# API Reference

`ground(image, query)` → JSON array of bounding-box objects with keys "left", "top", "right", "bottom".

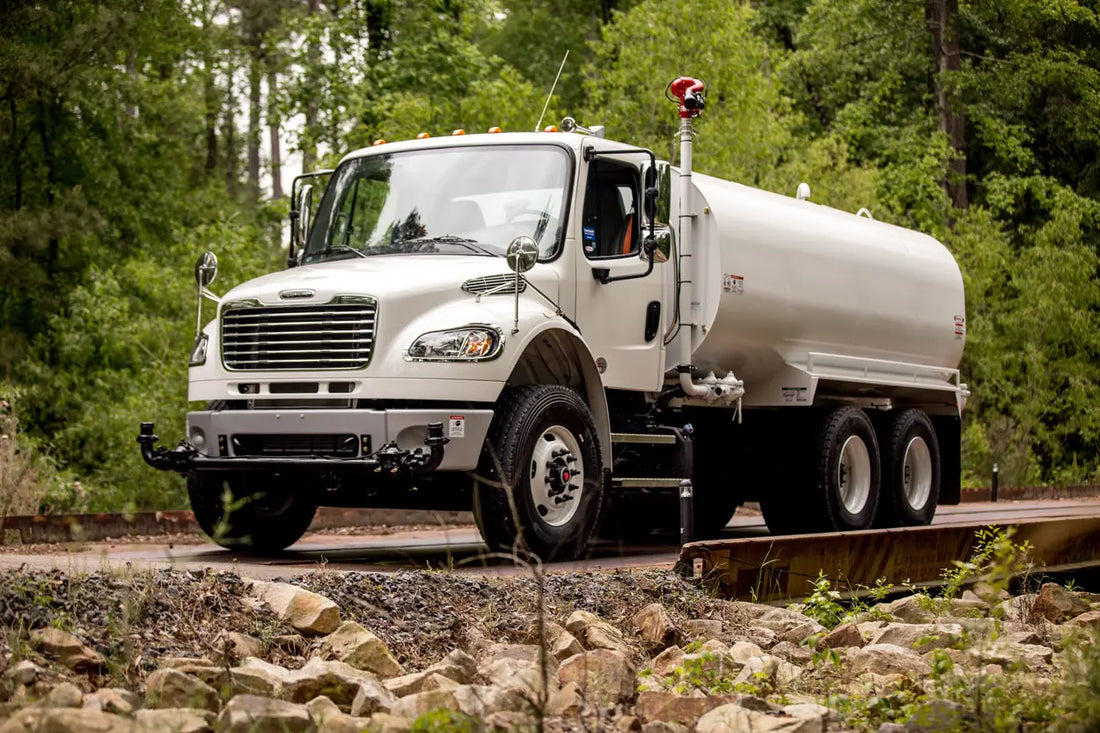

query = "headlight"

[
  {"left": 406, "top": 327, "right": 503, "bottom": 362},
  {"left": 189, "top": 333, "right": 209, "bottom": 366}
]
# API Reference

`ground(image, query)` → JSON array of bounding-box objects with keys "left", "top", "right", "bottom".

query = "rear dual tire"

[
  {"left": 761, "top": 405, "right": 940, "bottom": 534},
  {"left": 876, "top": 408, "right": 940, "bottom": 526},
  {"left": 762, "top": 406, "right": 880, "bottom": 534}
]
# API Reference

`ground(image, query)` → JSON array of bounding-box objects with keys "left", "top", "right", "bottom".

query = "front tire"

[
  {"left": 188, "top": 471, "right": 316, "bottom": 553},
  {"left": 474, "top": 385, "right": 603, "bottom": 561}
]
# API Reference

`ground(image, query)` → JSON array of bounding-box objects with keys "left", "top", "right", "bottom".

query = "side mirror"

[
  {"left": 195, "top": 251, "right": 218, "bottom": 289},
  {"left": 644, "top": 167, "right": 658, "bottom": 223},
  {"left": 506, "top": 236, "right": 539, "bottom": 274},
  {"left": 296, "top": 184, "right": 313, "bottom": 249},
  {"left": 288, "top": 184, "right": 314, "bottom": 268}
]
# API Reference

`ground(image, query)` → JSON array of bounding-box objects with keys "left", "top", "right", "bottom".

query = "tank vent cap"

[{"left": 795, "top": 182, "right": 811, "bottom": 201}]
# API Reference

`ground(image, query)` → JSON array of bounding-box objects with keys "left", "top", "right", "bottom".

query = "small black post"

[
  {"left": 679, "top": 479, "right": 694, "bottom": 546},
  {"left": 991, "top": 463, "right": 999, "bottom": 502}
]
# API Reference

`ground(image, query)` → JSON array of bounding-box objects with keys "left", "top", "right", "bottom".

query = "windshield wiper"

[
  {"left": 400, "top": 235, "right": 498, "bottom": 256},
  {"left": 316, "top": 243, "right": 368, "bottom": 259}
]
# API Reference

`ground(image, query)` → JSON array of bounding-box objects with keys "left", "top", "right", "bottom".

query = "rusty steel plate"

[{"left": 678, "top": 516, "right": 1100, "bottom": 602}]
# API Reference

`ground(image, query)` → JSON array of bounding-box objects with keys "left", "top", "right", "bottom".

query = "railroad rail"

[
  {"left": 678, "top": 514, "right": 1100, "bottom": 603},
  {"left": 0, "top": 507, "right": 473, "bottom": 545},
  {"left": 2, "top": 484, "right": 1098, "bottom": 545}
]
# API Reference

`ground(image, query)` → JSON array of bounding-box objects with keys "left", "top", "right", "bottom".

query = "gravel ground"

[{"left": 0, "top": 566, "right": 739, "bottom": 679}]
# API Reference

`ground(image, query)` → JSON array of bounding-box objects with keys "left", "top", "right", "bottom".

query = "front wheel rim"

[
  {"left": 837, "top": 435, "right": 872, "bottom": 515},
  {"left": 902, "top": 436, "right": 933, "bottom": 510},
  {"left": 529, "top": 424, "right": 584, "bottom": 527}
]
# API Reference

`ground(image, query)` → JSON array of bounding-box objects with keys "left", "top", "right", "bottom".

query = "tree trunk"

[
  {"left": 224, "top": 56, "right": 237, "bottom": 197},
  {"left": 927, "top": 0, "right": 967, "bottom": 210},
  {"left": 302, "top": 0, "right": 319, "bottom": 172},
  {"left": 267, "top": 68, "right": 283, "bottom": 200},
  {"left": 8, "top": 96, "right": 23, "bottom": 211},
  {"left": 35, "top": 99, "right": 59, "bottom": 272},
  {"left": 247, "top": 51, "right": 262, "bottom": 203}
]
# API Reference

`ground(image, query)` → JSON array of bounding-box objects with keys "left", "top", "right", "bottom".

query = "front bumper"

[{"left": 138, "top": 407, "right": 493, "bottom": 475}]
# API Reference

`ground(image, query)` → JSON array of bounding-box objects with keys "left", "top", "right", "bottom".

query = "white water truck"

[{"left": 139, "top": 77, "right": 968, "bottom": 559}]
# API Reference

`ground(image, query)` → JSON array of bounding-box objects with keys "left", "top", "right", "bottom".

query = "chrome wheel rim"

[
  {"left": 902, "top": 436, "right": 933, "bottom": 510},
  {"left": 529, "top": 425, "right": 584, "bottom": 527},
  {"left": 837, "top": 436, "right": 872, "bottom": 515}
]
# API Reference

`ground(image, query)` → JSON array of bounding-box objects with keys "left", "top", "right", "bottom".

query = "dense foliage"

[{"left": 1, "top": 0, "right": 1098, "bottom": 511}]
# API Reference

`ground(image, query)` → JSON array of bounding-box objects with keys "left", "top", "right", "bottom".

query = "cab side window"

[{"left": 582, "top": 160, "right": 640, "bottom": 259}]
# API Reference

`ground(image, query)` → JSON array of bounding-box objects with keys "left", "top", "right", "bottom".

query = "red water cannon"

[{"left": 667, "top": 77, "right": 706, "bottom": 119}]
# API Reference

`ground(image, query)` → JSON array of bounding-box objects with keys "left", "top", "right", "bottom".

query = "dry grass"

[{"left": 0, "top": 393, "right": 46, "bottom": 517}]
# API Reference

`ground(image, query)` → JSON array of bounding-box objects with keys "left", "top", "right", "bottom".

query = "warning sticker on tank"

[
  {"left": 954, "top": 314, "right": 966, "bottom": 336},
  {"left": 448, "top": 416, "right": 466, "bottom": 439},
  {"left": 723, "top": 274, "right": 744, "bottom": 295},
  {"left": 781, "top": 387, "right": 809, "bottom": 403}
]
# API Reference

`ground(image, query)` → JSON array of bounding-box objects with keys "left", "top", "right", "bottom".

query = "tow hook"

[{"left": 137, "top": 422, "right": 198, "bottom": 474}]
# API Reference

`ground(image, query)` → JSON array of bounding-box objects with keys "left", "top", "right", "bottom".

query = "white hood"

[{"left": 221, "top": 255, "right": 558, "bottom": 305}]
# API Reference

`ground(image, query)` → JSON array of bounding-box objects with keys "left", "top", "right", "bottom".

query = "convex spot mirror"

[
  {"left": 195, "top": 251, "right": 218, "bottom": 288},
  {"left": 506, "top": 236, "right": 539, "bottom": 274}
]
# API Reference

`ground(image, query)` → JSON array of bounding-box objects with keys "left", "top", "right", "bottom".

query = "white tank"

[{"left": 684, "top": 172, "right": 966, "bottom": 407}]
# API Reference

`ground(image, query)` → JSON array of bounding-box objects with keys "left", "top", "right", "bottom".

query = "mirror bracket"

[{"left": 289, "top": 169, "right": 334, "bottom": 267}]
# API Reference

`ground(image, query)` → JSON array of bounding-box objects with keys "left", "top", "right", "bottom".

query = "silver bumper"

[{"left": 185, "top": 408, "right": 493, "bottom": 471}]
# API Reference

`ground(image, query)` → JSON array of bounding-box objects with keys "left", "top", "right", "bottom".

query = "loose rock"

[
  {"left": 557, "top": 649, "right": 635, "bottom": 706},
  {"left": 4, "top": 660, "right": 40, "bottom": 686},
  {"left": 29, "top": 627, "right": 105, "bottom": 672},
  {"left": 42, "top": 681, "right": 84, "bottom": 708},
  {"left": 681, "top": 619, "right": 723, "bottom": 641},
  {"left": 84, "top": 688, "right": 141, "bottom": 715},
  {"left": 0, "top": 708, "right": 133, "bottom": 733},
  {"left": 636, "top": 690, "right": 741, "bottom": 725},
  {"left": 1033, "top": 583, "right": 1090, "bottom": 623},
  {"left": 145, "top": 668, "right": 220, "bottom": 712},
  {"left": 566, "top": 610, "right": 632, "bottom": 654},
  {"left": 1068, "top": 610, "right": 1100, "bottom": 630},
  {"left": 249, "top": 581, "right": 341, "bottom": 636},
  {"left": 848, "top": 644, "right": 932, "bottom": 678},
  {"left": 633, "top": 603, "right": 681, "bottom": 648},
  {"left": 823, "top": 623, "right": 865, "bottom": 649},
  {"left": 216, "top": 694, "right": 313, "bottom": 733},
  {"left": 133, "top": 708, "right": 215, "bottom": 733},
  {"left": 388, "top": 684, "right": 524, "bottom": 719},
  {"left": 212, "top": 631, "right": 264, "bottom": 661},
  {"left": 870, "top": 623, "right": 963, "bottom": 653},
  {"left": 280, "top": 657, "right": 394, "bottom": 713},
  {"left": 696, "top": 703, "right": 813, "bottom": 732},
  {"left": 319, "top": 621, "right": 404, "bottom": 678}
]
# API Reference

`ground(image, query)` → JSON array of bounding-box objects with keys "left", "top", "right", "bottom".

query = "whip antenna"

[{"left": 535, "top": 49, "right": 569, "bottom": 132}]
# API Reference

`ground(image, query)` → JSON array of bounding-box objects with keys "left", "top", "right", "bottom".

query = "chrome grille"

[
  {"left": 461, "top": 274, "right": 527, "bottom": 295},
  {"left": 221, "top": 299, "right": 376, "bottom": 370}
]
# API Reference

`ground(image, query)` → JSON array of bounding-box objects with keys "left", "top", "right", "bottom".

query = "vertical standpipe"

[{"left": 669, "top": 77, "right": 711, "bottom": 400}]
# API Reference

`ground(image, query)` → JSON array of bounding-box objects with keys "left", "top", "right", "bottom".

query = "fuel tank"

[{"left": 685, "top": 172, "right": 966, "bottom": 406}]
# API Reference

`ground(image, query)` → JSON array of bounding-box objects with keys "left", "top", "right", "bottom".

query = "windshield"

[{"left": 303, "top": 145, "right": 571, "bottom": 264}]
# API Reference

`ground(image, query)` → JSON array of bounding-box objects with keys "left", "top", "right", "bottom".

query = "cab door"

[{"left": 573, "top": 155, "right": 667, "bottom": 391}]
